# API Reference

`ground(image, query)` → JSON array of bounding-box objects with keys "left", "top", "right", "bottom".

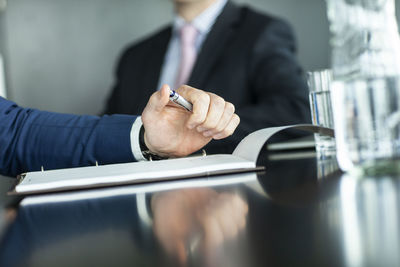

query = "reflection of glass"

[
  {"left": 326, "top": 0, "right": 400, "bottom": 175},
  {"left": 316, "top": 150, "right": 339, "bottom": 180},
  {"left": 316, "top": 174, "right": 400, "bottom": 267},
  {"left": 307, "top": 69, "right": 335, "bottom": 154},
  {"left": 339, "top": 176, "right": 400, "bottom": 267}
]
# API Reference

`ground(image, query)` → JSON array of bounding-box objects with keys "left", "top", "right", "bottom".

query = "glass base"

[
  {"left": 315, "top": 135, "right": 336, "bottom": 154},
  {"left": 350, "top": 159, "right": 400, "bottom": 177}
]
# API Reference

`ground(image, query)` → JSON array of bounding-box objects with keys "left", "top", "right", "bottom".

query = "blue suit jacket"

[{"left": 0, "top": 97, "right": 137, "bottom": 177}]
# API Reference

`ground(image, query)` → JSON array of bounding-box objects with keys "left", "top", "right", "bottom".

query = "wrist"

[{"left": 139, "top": 126, "right": 168, "bottom": 161}]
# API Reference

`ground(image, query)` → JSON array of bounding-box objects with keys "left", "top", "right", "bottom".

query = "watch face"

[{"left": 142, "top": 150, "right": 167, "bottom": 161}]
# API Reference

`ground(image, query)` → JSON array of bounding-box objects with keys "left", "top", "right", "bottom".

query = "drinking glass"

[{"left": 307, "top": 69, "right": 336, "bottom": 153}]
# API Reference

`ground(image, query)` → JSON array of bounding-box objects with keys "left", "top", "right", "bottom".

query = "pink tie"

[{"left": 175, "top": 24, "right": 198, "bottom": 89}]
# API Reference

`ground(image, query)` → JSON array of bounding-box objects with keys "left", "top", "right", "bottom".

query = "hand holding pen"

[{"left": 141, "top": 84, "right": 240, "bottom": 158}]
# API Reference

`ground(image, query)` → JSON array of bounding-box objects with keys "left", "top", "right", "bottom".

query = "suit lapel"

[
  {"left": 135, "top": 27, "right": 172, "bottom": 112},
  {"left": 146, "top": 27, "right": 172, "bottom": 92},
  {"left": 189, "top": 2, "right": 241, "bottom": 88}
]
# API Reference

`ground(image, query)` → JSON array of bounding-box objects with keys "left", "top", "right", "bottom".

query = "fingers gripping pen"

[{"left": 169, "top": 89, "right": 193, "bottom": 112}]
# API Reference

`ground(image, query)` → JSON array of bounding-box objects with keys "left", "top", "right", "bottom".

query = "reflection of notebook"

[{"left": 9, "top": 124, "right": 333, "bottom": 196}]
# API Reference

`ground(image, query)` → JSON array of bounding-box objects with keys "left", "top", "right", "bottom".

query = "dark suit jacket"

[
  {"left": 0, "top": 97, "right": 136, "bottom": 177},
  {"left": 105, "top": 1, "right": 311, "bottom": 154}
]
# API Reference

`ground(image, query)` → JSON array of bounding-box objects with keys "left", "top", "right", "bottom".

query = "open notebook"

[{"left": 9, "top": 124, "right": 333, "bottom": 195}]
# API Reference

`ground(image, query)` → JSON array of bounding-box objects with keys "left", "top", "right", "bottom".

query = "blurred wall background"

[{"left": 0, "top": 0, "right": 398, "bottom": 114}]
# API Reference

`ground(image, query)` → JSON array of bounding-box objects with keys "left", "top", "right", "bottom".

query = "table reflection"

[
  {"left": 2, "top": 150, "right": 400, "bottom": 267},
  {"left": 0, "top": 174, "right": 255, "bottom": 267}
]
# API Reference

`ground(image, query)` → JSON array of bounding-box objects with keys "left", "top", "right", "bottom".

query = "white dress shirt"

[
  {"left": 134, "top": 0, "right": 228, "bottom": 162},
  {"left": 0, "top": 54, "right": 7, "bottom": 98},
  {"left": 130, "top": 117, "right": 146, "bottom": 161},
  {"left": 156, "top": 0, "right": 228, "bottom": 90}
]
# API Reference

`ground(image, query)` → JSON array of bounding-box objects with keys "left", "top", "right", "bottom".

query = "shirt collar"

[{"left": 173, "top": 0, "right": 228, "bottom": 35}]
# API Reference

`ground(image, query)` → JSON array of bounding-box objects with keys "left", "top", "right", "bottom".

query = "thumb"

[
  {"left": 176, "top": 240, "right": 188, "bottom": 265},
  {"left": 146, "top": 84, "right": 171, "bottom": 113},
  {"left": 156, "top": 84, "right": 171, "bottom": 112}
]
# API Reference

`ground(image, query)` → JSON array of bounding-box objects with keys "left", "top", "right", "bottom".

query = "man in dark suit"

[
  {"left": 0, "top": 85, "right": 239, "bottom": 177},
  {"left": 105, "top": 0, "right": 310, "bottom": 154}
]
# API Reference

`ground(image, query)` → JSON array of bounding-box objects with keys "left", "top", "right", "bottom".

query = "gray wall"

[{"left": 0, "top": 0, "right": 397, "bottom": 115}]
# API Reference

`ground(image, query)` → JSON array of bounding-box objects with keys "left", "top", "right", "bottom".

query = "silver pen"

[{"left": 169, "top": 89, "right": 193, "bottom": 112}]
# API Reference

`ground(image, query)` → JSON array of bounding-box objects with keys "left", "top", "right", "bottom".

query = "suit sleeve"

[
  {"left": 245, "top": 18, "right": 310, "bottom": 128},
  {"left": 0, "top": 97, "right": 137, "bottom": 177},
  {"left": 208, "top": 19, "right": 311, "bottom": 154}
]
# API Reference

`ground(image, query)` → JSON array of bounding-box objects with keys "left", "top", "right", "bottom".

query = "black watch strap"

[{"left": 139, "top": 125, "right": 148, "bottom": 152}]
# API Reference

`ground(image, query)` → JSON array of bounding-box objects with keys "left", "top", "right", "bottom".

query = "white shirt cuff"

[{"left": 130, "top": 116, "right": 147, "bottom": 161}]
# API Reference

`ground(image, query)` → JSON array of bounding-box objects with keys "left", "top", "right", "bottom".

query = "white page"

[
  {"left": 16, "top": 154, "right": 255, "bottom": 193},
  {"left": 233, "top": 124, "right": 334, "bottom": 162},
  {"left": 15, "top": 124, "right": 332, "bottom": 194}
]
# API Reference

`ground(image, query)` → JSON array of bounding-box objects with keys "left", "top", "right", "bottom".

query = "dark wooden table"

[{"left": 0, "top": 149, "right": 398, "bottom": 267}]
